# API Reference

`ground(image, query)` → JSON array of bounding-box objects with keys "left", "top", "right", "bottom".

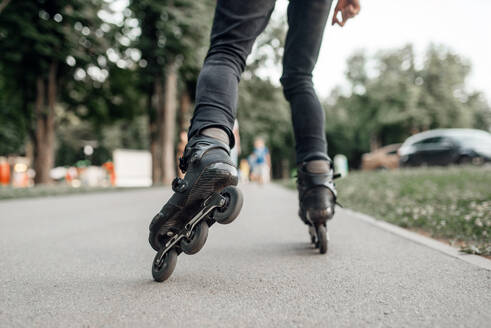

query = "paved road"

[{"left": 1, "top": 184, "right": 490, "bottom": 327}]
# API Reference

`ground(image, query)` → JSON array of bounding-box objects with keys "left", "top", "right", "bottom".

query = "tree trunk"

[
  {"left": 155, "top": 76, "right": 165, "bottom": 184},
  {"left": 33, "top": 77, "right": 46, "bottom": 183},
  {"left": 150, "top": 127, "right": 160, "bottom": 185},
  {"left": 161, "top": 61, "right": 178, "bottom": 185},
  {"left": 33, "top": 62, "right": 57, "bottom": 184},
  {"left": 178, "top": 85, "right": 192, "bottom": 133},
  {"left": 0, "top": 0, "right": 11, "bottom": 14},
  {"left": 150, "top": 82, "right": 162, "bottom": 184}
]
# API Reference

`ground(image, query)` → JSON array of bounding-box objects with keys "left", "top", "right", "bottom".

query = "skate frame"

[{"left": 154, "top": 192, "right": 227, "bottom": 266}]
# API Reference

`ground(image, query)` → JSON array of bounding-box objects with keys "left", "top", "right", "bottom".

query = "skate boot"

[
  {"left": 297, "top": 159, "right": 337, "bottom": 254},
  {"left": 149, "top": 131, "right": 243, "bottom": 282}
]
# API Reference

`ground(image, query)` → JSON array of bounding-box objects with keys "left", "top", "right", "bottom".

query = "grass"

[
  {"left": 0, "top": 185, "right": 143, "bottom": 200},
  {"left": 282, "top": 166, "right": 491, "bottom": 256}
]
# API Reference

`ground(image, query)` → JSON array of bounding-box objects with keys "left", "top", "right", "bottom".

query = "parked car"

[
  {"left": 399, "top": 129, "right": 491, "bottom": 167},
  {"left": 361, "top": 143, "right": 401, "bottom": 170}
]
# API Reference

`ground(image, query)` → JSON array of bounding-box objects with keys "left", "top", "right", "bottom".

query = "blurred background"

[{"left": 0, "top": 0, "right": 490, "bottom": 188}]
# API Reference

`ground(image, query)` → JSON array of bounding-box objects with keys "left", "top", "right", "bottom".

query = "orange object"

[
  {"left": 65, "top": 171, "right": 72, "bottom": 183},
  {"left": 361, "top": 143, "right": 401, "bottom": 171},
  {"left": 103, "top": 162, "right": 116, "bottom": 186},
  {"left": 0, "top": 161, "right": 10, "bottom": 185}
]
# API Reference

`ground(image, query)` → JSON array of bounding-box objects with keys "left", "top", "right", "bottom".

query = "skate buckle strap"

[
  {"left": 299, "top": 170, "right": 338, "bottom": 199},
  {"left": 179, "top": 136, "right": 231, "bottom": 173},
  {"left": 178, "top": 157, "right": 187, "bottom": 173},
  {"left": 332, "top": 173, "right": 343, "bottom": 207},
  {"left": 172, "top": 177, "right": 188, "bottom": 193}
]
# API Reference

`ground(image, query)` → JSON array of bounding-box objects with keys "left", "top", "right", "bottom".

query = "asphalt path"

[{"left": 1, "top": 184, "right": 490, "bottom": 327}]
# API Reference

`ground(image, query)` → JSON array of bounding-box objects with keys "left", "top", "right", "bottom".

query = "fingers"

[
  {"left": 352, "top": 0, "right": 361, "bottom": 13},
  {"left": 336, "top": 16, "right": 345, "bottom": 27},
  {"left": 344, "top": 4, "right": 360, "bottom": 17},
  {"left": 333, "top": 8, "right": 349, "bottom": 27},
  {"left": 332, "top": 2, "right": 360, "bottom": 27},
  {"left": 331, "top": 7, "right": 342, "bottom": 26}
]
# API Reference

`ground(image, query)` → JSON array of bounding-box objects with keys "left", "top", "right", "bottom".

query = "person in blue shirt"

[{"left": 250, "top": 137, "right": 271, "bottom": 184}]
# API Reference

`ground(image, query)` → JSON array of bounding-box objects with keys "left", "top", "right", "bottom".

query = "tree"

[
  {"left": 419, "top": 45, "right": 475, "bottom": 129},
  {"left": 236, "top": 15, "right": 294, "bottom": 179},
  {"left": 0, "top": 0, "right": 110, "bottom": 183},
  {"left": 128, "top": 0, "right": 213, "bottom": 184},
  {"left": 324, "top": 44, "right": 491, "bottom": 167},
  {"left": 0, "top": 62, "right": 27, "bottom": 156},
  {"left": 0, "top": 0, "right": 11, "bottom": 15}
]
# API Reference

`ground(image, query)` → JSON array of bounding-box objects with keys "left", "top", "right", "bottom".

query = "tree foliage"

[
  {"left": 126, "top": 0, "right": 214, "bottom": 184},
  {"left": 237, "top": 15, "right": 294, "bottom": 178},
  {"left": 1, "top": 1, "right": 489, "bottom": 183},
  {"left": 325, "top": 45, "right": 491, "bottom": 167},
  {"left": 0, "top": 63, "right": 26, "bottom": 155},
  {"left": 0, "top": 0, "right": 111, "bottom": 183}
]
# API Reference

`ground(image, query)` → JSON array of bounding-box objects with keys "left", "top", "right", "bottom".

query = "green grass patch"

[
  {"left": 282, "top": 166, "right": 491, "bottom": 255},
  {"left": 0, "top": 185, "right": 143, "bottom": 201}
]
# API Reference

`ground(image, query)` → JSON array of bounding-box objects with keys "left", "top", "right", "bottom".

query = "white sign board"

[
  {"left": 334, "top": 154, "right": 349, "bottom": 178},
  {"left": 113, "top": 149, "right": 152, "bottom": 187}
]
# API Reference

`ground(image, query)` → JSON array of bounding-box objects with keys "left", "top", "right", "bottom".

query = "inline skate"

[
  {"left": 149, "top": 134, "right": 243, "bottom": 282},
  {"left": 297, "top": 160, "right": 337, "bottom": 254}
]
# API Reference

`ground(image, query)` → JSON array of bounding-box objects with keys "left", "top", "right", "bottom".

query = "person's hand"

[{"left": 332, "top": 0, "right": 360, "bottom": 27}]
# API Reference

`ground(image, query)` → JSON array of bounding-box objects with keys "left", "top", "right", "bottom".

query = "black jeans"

[{"left": 189, "top": 0, "right": 334, "bottom": 163}]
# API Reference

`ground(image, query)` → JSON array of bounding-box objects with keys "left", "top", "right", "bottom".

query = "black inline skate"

[
  {"left": 297, "top": 160, "right": 337, "bottom": 254},
  {"left": 149, "top": 134, "right": 243, "bottom": 282}
]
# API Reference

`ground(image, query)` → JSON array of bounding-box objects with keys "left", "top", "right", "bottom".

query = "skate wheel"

[
  {"left": 181, "top": 221, "right": 209, "bottom": 255},
  {"left": 215, "top": 186, "right": 243, "bottom": 224},
  {"left": 317, "top": 225, "right": 328, "bottom": 254},
  {"left": 152, "top": 248, "right": 178, "bottom": 282}
]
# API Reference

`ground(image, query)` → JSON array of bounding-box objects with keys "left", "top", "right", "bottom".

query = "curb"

[{"left": 343, "top": 208, "right": 491, "bottom": 271}]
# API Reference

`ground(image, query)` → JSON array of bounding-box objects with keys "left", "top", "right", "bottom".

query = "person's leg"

[
  {"left": 281, "top": 0, "right": 336, "bottom": 254},
  {"left": 189, "top": 0, "right": 276, "bottom": 147},
  {"left": 280, "top": 0, "right": 333, "bottom": 163},
  {"left": 149, "top": 0, "right": 275, "bottom": 254}
]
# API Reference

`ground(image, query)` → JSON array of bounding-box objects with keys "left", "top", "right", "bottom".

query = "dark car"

[{"left": 399, "top": 129, "right": 491, "bottom": 167}]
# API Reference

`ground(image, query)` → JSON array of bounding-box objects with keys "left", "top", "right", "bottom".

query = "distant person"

[
  {"left": 230, "top": 120, "right": 240, "bottom": 167},
  {"left": 250, "top": 137, "right": 271, "bottom": 185},
  {"left": 149, "top": 0, "right": 361, "bottom": 281},
  {"left": 239, "top": 158, "right": 250, "bottom": 184},
  {"left": 176, "top": 131, "right": 188, "bottom": 179}
]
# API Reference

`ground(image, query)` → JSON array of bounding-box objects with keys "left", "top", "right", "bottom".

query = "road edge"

[{"left": 343, "top": 208, "right": 491, "bottom": 271}]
